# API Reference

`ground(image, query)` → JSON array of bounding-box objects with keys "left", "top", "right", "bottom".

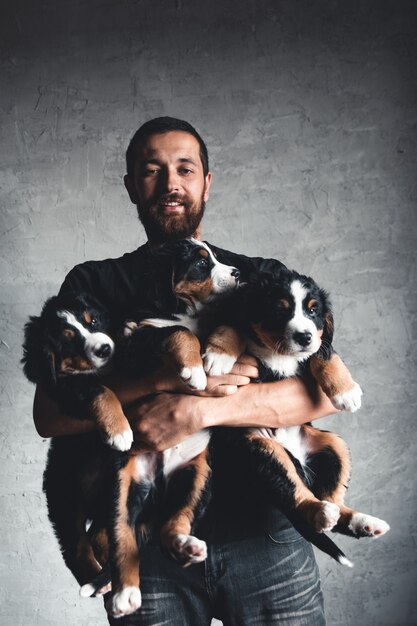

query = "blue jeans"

[{"left": 106, "top": 508, "right": 326, "bottom": 625}]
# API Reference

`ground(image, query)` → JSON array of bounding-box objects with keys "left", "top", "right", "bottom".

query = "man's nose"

[{"left": 161, "top": 168, "right": 180, "bottom": 193}]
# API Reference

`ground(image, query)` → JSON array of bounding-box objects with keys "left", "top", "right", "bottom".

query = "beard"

[{"left": 136, "top": 190, "right": 206, "bottom": 243}]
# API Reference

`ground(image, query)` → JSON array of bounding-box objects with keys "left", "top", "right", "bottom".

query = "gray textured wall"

[{"left": 1, "top": 1, "right": 416, "bottom": 624}]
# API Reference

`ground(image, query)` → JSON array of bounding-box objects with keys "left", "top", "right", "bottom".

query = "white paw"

[
  {"left": 203, "top": 352, "right": 237, "bottom": 376},
  {"left": 180, "top": 365, "right": 207, "bottom": 390},
  {"left": 107, "top": 428, "right": 134, "bottom": 451},
  {"left": 314, "top": 501, "right": 340, "bottom": 532},
  {"left": 349, "top": 512, "right": 390, "bottom": 538},
  {"left": 170, "top": 533, "right": 207, "bottom": 565},
  {"left": 331, "top": 382, "right": 363, "bottom": 413},
  {"left": 80, "top": 581, "right": 112, "bottom": 598},
  {"left": 107, "top": 586, "right": 142, "bottom": 618},
  {"left": 123, "top": 321, "right": 139, "bottom": 337}
]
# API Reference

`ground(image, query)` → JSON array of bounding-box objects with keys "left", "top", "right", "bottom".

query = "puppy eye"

[
  {"left": 308, "top": 306, "right": 317, "bottom": 315},
  {"left": 90, "top": 317, "right": 97, "bottom": 327},
  {"left": 196, "top": 258, "right": 208, "bottom": 267}
]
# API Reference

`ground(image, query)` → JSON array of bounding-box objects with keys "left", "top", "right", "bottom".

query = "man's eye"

[
  {"left": 144, "top": 168, "right": 160, "bottom": 176},
  {"left": 179, "top": 168, "right": 192, "bottom": 175}
]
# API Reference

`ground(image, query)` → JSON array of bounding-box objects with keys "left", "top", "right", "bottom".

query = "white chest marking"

[
  {"left": 247, "top": 339, "right": 304, "bottom": 378},
  {"left": 250, "top": 426, "right": 307, "bottom": 466},
  {"left": 163, "top": 429, "right": 211, "bottom": 478},
  {"left": 133, "top": 430, "right": 211, "bottom": 484}
]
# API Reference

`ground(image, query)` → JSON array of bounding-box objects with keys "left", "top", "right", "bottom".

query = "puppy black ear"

[
  {"left": 22, "top": 315, "right": 44, "bottom": 383},
  {"left": 22, "top": 297, "right": 60, "bottom": 386},
  {"left": 320, "top": 288, "right": 334, "bottom": 351}
]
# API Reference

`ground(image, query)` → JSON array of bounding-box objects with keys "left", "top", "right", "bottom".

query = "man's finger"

[{"left": 229, "top": 362, "right": 259, "bottom": 379}]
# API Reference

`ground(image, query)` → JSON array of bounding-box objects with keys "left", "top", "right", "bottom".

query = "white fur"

[
  {"left": 107, "top": 586, "right": 142, "bottom": 618},
  {"left": 249, "top": 425, "right": 308, "bottom": 467},
  {"left": 57, "top": 310, "right": 115, "bottom": 369},
  {"left": 134, "top": 452, "right": 160, "bottom": 483},
  {"left": 203, "top": 352, "right": 237, "bottom": 376},
  {"left": 180, "top": 365, "right": 207, "bottom": 390},
  {"left": 314, "top": 501, "right": 341, "bottom": 532},
  {"left": 247, "top": 339, "right": 305, "bottom": 378},
  {"left": 349, "top": 512, "right": 390, "bottom": 537},
  {"left": 332, "top": 382, "right": 363, "bottom": 412},
  {"left": 287, "top": 280, "right": 321, "bottom": 354},
  {"left": 162, "top": 430, "right": 211, "bottom": 478},
  {"left": 192, "top": 239, "right": 238, "bottom": 294},
  {"left": 106, "top": 428, "right": 134, "bottom": 452},
  {"left": 123, "top": 320, "right": 139, "bottom": 337},
  {"left": 170, "top": 533, "right": 207, "bottom": 564}
]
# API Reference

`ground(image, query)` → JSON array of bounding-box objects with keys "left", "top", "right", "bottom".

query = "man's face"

[{"left": 124, "top": 131, "right": 212, "bottom": 243}]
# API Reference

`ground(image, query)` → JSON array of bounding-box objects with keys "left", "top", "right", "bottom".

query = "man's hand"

[{"left": 127, "top": 354, "right": 258, "bottom": 450}]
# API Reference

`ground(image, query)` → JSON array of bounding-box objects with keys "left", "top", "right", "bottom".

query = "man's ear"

[
  {"left": 124, "top": 174, "right": 139, "bottom": 204},
  {"left": 203, "top": 171, "right": 212, "bottom": 202}
]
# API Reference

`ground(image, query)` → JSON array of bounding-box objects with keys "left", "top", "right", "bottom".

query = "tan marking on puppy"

[
  {"left": 307, "top": 299, "right": 318, "bottom": 310},
  {"left": 198, "top": 248, "right": 209, "bottom": 258},
  {"left": 279, "top": 299, "right": 290, "bottom": 310},
  {"left": 252, "top": 323, "right": 287, "bottom": 354},
  {"left": 160, "top": 449, "right": 211, "bottom": 553},
  {"left": 60, "top": 356, "right": 92, "bottom": 372},
  {"left": 90, "top": 526, "right": 110, "bottom": 567},
  {"left": 112, "top": 457, "right": 141, "bottom": 592},
  {"left": 175, "top": 277, "right": 214, "bottom": 306},
  {"left": 310, "top": 353, "right": 356, "bottom": 397},
  {"left": 302, "top": 425, "right": 351, "bottom": 504},
  {"left": 164, "top": 329, "right": 203, "bottom": 370},
  {"left": 74, "top": 509, "right": 102, "bottom": 583},
  {"left": 84, "top": 311, "right": 92, "bottom": 324},
  {"left": 63, "top": 328, "right": 76, "bottom": 339},
  {"left": 205, "top": 325, "right": 246, "bottom": 360},
  {"left": 89, "top": 387, "right": 131, "bottom": 441},
  {"left": 246, "top": 431, "right": 325, "bottom": 527}
]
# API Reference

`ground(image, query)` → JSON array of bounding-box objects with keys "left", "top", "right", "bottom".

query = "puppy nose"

[
  {"left": 95, "top": 344, "right": 112, "bottom": 358},
  {"left": 293, "top": 331, "right": 312, "bottom": 347},
  {"left": 231, "top": 268, "right": 240, "bottom": 280}
]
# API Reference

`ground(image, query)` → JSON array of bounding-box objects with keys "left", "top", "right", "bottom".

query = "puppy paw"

[
  {"left": 180, "top": 365, "right": 207, "bottom": 390},
  {"left": 80, "top": 581, "right": 112, "bottom": 598},
  {"left": 203, "top": 352, "right": 237, "bottom": 376},
  {"left": 169, "top": 533, "right": 207, "bottom": 566},
  {"left": 123, "top": 320, "right": 139, "bottom": 337},
  {"left": 106, "top": 586, "right": 142, "bottom": 618},
  {"left": 348, "top": 512, "right": 390, "bottom": 538},
  {"left": 314, "top": 501, "right": 340, "bottom": 532},
  {"left": 106, "top": 427, "right": 134, "bottom": 452},
  {"left": 331, "top": 382, "right": 363, "bottom": 413}
]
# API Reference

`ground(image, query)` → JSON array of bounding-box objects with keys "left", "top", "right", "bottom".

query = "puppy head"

[
  {"left": 243, "top": 269, "right": 333, "bottom": 359},
  {"left": 156, "top": 239, "right": 240, "bottom": 308},
  {"left": 22, "top": 294, "right": 115, "bottom": 385}
]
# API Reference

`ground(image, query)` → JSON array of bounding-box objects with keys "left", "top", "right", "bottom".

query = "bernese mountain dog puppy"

[
  {"left": 22, "top": 293, "right": 132, "bottom": 586},
  {"left": 204, "top": 268, "right": 390, "bottom": 566},
  {"left": 96, "top": 239, "right": 240, "bottom": 618}
]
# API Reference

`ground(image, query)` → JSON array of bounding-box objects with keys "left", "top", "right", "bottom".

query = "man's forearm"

[{"left": 199, "top": 377, "right": 339, "bottom": 430}]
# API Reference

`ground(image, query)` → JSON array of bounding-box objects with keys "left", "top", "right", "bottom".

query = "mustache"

[{"left": 154, "top": 193, "right": 188, "bottom": 205}]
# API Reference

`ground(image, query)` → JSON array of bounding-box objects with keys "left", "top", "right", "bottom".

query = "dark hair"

[{"left": 125, "top": 117, "right": 209, "bottom": 178}]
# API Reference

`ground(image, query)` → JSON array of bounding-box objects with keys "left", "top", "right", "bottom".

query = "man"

[{"left": 33, "top": 117, "right": 337, "bottom": 625}]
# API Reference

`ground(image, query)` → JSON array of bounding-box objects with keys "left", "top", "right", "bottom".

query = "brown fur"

[
  {"left": 89, "top": 387, "right": 131, "bottom": 444},
  {"left": 310, "top": 353, "right": 356, "bottom": 397},
  {"left": 205, "top": 325, "right": 246, "bottom": 361},
  {"left": 165, "top": 329, "right": 203, "bottom": 370}
]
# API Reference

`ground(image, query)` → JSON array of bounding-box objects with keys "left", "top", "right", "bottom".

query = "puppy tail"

[{"left": 292, "top": 519, "right": 354, "bottom": 567}]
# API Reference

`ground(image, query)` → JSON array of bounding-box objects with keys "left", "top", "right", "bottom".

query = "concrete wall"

[{"left": 1, "top": 0, "right": 416, "bottom": 624}]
